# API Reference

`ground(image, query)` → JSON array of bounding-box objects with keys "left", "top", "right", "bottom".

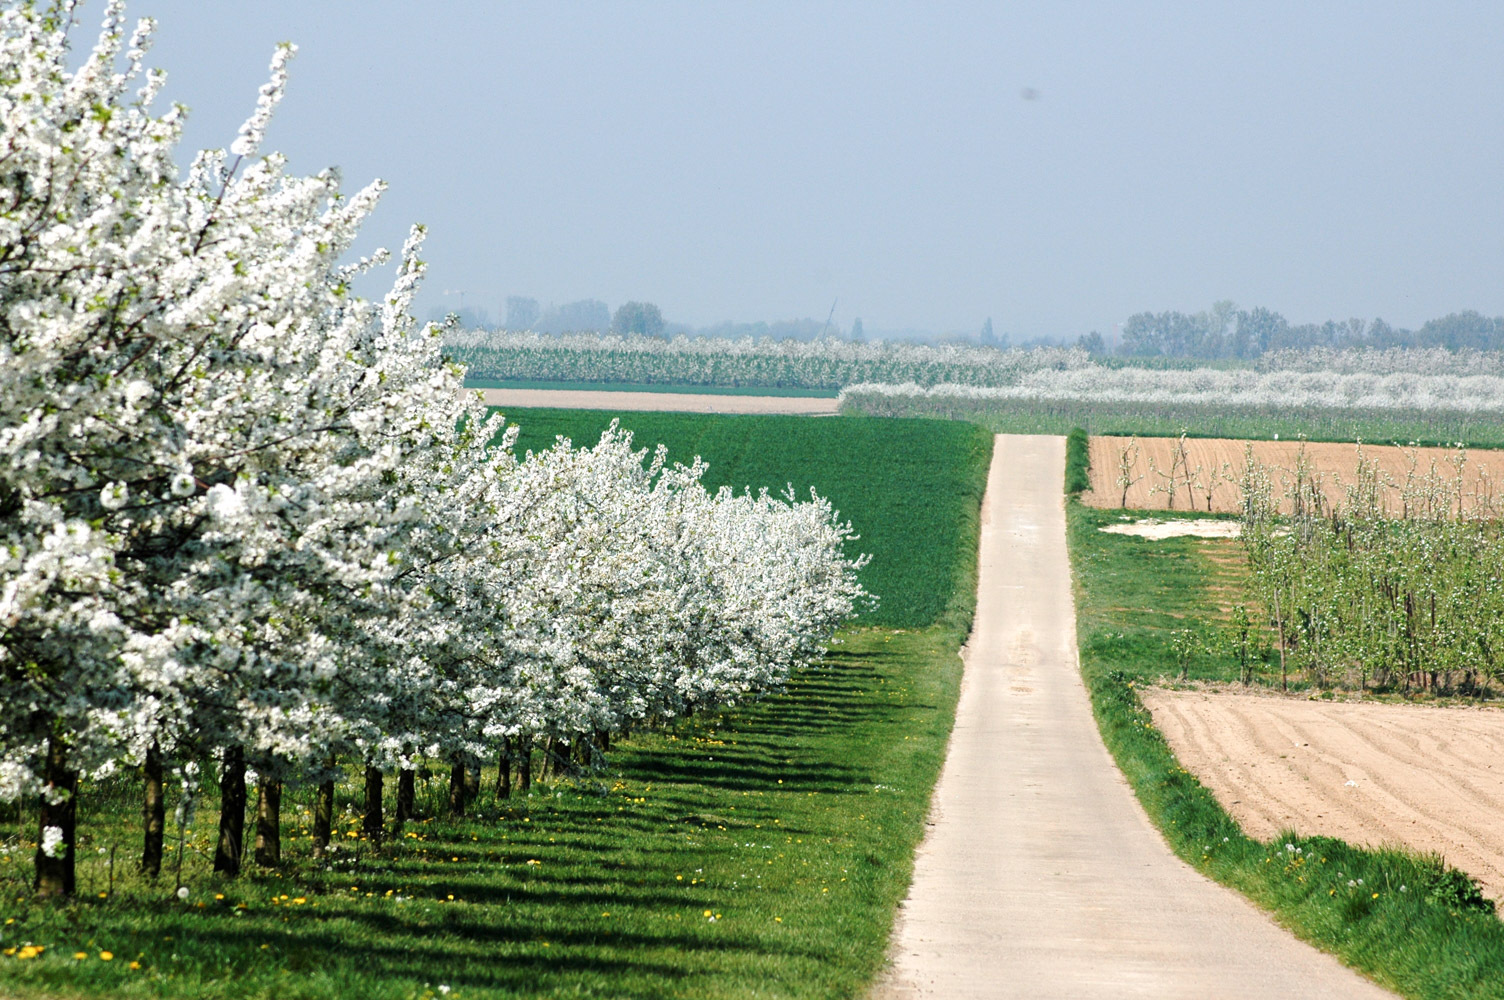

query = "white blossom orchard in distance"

[
  {"left": 445, "top": 327, "right": 1504, "bottom": 395},
  {"left": 0, "top": 0, "right": 868, "bottom": 892},
  {"left": 443, "top": 327, "right": 1091, "bottom": 388}
]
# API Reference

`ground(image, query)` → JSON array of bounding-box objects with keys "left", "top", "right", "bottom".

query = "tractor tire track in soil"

[
  {"left": 1143, "top": 688, "right": 1504, "bottom": 900},
  {"left": 1084, "top": 435, "right": 1504, "bottom": 517},
  {"left": 875, "top": 434, "right": 1394, "bottom": 999}
]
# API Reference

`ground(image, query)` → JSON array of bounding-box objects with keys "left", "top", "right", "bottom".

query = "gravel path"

[
  {"left": 475, "top": 387, "right": 839, "bottom": 415},
  {"left": 875, "top": 434, "right": 1394, "bottom": 999}
]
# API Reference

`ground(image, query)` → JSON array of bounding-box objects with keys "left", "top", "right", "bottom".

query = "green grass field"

[
  {"left": 499, "top": 409, "right": 994, "bottom": 630},
  {"left": 1067, "top": 500, "right": 1504, "bottom": 998},
  {"left": 841, "top": 396, "right": 1504, "bottom": 449},
  {"left": 0, "top": 415, "right": 990, "bottom": 1000}
]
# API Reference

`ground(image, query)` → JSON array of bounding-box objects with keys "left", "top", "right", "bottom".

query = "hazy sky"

[{"left": 125, "top": 2, "right": 1504, "bottom": 339}]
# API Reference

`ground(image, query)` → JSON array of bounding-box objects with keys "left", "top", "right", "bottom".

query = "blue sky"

[{"left": 128, "top": 2, "right": 1504, "bottom": 339}]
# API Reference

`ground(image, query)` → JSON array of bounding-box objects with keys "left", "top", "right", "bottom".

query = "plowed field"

[
  {"left": 1085, "top": 435, "right": 1504, "bottom": 515},
  {"left": 1142, "top": 688, "right": 1504, "bottom": 899}
]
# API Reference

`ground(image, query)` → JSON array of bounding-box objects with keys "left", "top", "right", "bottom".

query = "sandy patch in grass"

[
  {"left": 1085, "top": 436, "right": 1504, "bottom": 516},
  {"left": 1099, "top": 518, "right": 1242, "bottom": 539},
  {"left": 1141, "top": 687, "right": 1504, "bottom": 898},
  {"left": 475, "top": 387, "right": 840, "bottom": 415}
]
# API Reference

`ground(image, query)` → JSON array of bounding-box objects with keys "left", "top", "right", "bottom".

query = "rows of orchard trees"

[
  {"left": 0, "top": 4, "right": 868, "bottom": 897},
  {"left": 1240, "top": 445, "right": 1504, "bottom": 695}
]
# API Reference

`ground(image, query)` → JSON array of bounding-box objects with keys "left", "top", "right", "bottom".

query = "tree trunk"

[
  {"left": 395, "top": 767, "right": 415, "bottom": 831},
  {"left": 213, "top": 746, "right": 246, "bottom": 876},
  {"left": 254, "top": 777, "right": 282, "bottom": 868},
  {"left": 140, "top": 741, "right": 165, "bottom": 878},
  {"left": 495, "top": 739, "right": 512, "bottom": 800},
  {"left": 464, "top": 760, "right": 480, "bottom": 805},
  {"left": 545, "top": 737, "right": 562, "bottom": 779},
  {"left": 312, "top": 771, "right": 334, "bottom": 859},
  {"left": 34, "top": 735, "right": 77, "bottom": 897},
  {"left": 518, "top": 737, "right": 532, "bottom": 795},
  {"left": 362, "top": 765, "right": 383, "bottom": 847},
  {"left": 448, "top": 759, "right": 467, "bottom": 818}
]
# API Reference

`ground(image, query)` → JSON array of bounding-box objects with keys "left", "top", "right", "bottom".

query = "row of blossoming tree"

[{"left": 0, "top": 2, "right": 868, "bottom": 897}]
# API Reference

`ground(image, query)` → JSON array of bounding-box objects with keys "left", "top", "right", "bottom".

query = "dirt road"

[
  {"left": 1143, "top": 688, "right": 1504, "bottom": 899},
  {"left": 876, "top": 434, "right": 1393, "bottom": 999},
  {"left": 474, "top": 387, "right": 839, "bottom": 415}
]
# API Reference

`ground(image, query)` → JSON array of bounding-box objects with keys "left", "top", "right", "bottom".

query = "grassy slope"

[
  {"left": 499, "top": 409, "right": 992, "bottom": 629},
  {"left": 0, "top": 418, "right": 991, "bottom": 1000},
  {"left": 1067, "top": 500, "right": 1504, "bottom": 998}
]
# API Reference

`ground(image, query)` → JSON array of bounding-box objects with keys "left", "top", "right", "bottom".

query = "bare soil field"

[
  {"left": 1141, "top": 687, "right": 1504, "bottom": 899},
  {"left": 1085, "top": 435, "right": 1504, "bottom": 515},
  {"left": 476, "top": 387, "right": 840, "bottom": 415}
]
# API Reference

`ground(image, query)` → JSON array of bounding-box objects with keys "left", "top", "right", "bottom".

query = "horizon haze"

[{"left": 130, "top": 1, "right": 1504, "bottom": 341}]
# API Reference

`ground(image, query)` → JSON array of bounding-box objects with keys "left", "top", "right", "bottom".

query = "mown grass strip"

[
  {"left": 1068, "top": 501, "right": 1504, "bottom": 999},
  {"left": 0, "top": 629, "right": 967, "bottom": 1000},
  {"left": 1063, "top": 427, "right": 1090, "bottom": 498}
]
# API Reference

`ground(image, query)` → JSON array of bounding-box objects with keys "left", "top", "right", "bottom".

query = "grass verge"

[
  {"left": 1068, "top": 501, "right": 1504, "bottom": 998},
  {"left": 1064, "top": 427, "right": 1090, "bottom": 498}
]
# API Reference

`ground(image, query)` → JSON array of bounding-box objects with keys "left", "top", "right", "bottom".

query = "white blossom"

[{"left": 40, "top": 826, "right": 64, "bottom": 859}]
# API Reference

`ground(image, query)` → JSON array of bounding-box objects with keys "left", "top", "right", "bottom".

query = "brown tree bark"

[
  {"left": 495, "top": 738, "right": 512, "bottom": 800},
  {"left": 362, "top": 765, "right": 383, "bottom": 847},
  {"left": 140, "top": 741, "right": 165, "bottom": 878},
  {"left": 213, "top": 746, "right": 246, "bottom": 876},
  {"left": 464, "top": 759, "right": 480, "bottom": 805},
  {"left": 254, "top": 777, "right": 282, "bottom": 868},
  {"left": 448, "top": 759, "right": 467, "bottom": 818},
  {"left": 34, "top": 735, "right": 77, "bottom": 897},
  {"left": 518, "top": 737, "right": 532, "bottom": 795},
  {"left": 312, "top": 769, "right": 334, "bottom": 859},
  {"left": 395, "top": 767, "right": 415, "bottom": 831}
]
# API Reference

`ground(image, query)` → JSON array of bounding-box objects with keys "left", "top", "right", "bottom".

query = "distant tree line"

[{"left": 1113, "top": 302, "right": 1504, "bottom": 359}]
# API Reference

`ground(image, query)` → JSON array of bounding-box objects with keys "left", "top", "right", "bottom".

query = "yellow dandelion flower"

[
  {"left": 74, "top": 951, "right": 88, "bottom": 960},
  {"left": 129, "top": 960, "right": 141, "bottom": 970},
  {"left": 99, "top": 950, "right": 114, "bottom": 961}
]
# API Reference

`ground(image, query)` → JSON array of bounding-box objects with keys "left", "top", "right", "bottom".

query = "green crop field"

[
  {"left": 843, "top": 396, "right": 1504, "bottom": 450},
  {"left": 498, "top": 409, "right": 994, "bottom": 630}
]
